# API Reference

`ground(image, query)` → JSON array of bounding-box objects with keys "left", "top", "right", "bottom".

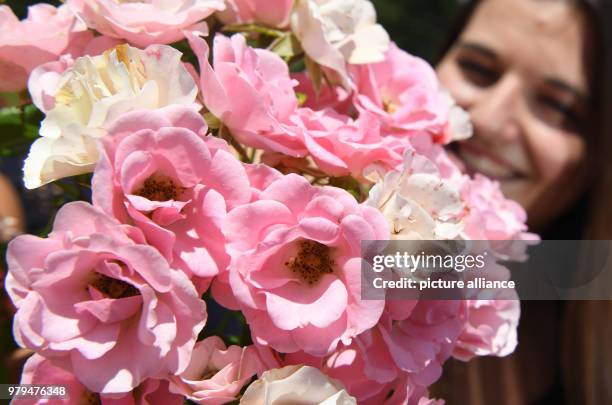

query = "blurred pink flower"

[
  {"left": 187, "top": 32, "right": 305, "bottom": 156},
  {"left": 217, "top": 0, "right": 294, "bottom": 28},
  {"left": 224, "top": 174, "right": 388, "bottom": 355},
  {"left": 67, "top": 0, "right": 225, "bottom": 47},
  {"left": 169, "top": 336, "right": 263, "bottom": 404},
  {"left": 453, "top": 298, "right": 520, "bottom": 361},
  {"left": 5, "top": 202, "right": 206, "bottom": 394},
  {"left": 20, "top": 354, "right": 183, "bottom": 405},
  {"left": 93, "top": 107, "right": 250, "bottom": 292},
  {"left": 460, "top": 174, "right": 539, "bottom": 261},
  {"left": 0, "top": 4, "right": 92, "bottom": 92}
]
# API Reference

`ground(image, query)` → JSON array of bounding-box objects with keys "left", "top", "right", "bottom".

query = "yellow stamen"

[
  {"left": 285, "top": 240, "right": 335, "bottom": 286},
  {"left": 90, "top": 272, "right": 140, "bottom": 299}
]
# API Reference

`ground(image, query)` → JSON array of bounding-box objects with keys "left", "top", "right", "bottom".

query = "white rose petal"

[
  {"left": 366, "top": 152, "right": 465, "bottom": 240},
  {"left": 290, "top": 0, "right": 390, "bottom": 83},
  {"left": 240, "top": 365, "right": 357, "bottom": 405},
  {"left": 24, "top": 43, "right": 199, "bottom": 189}
]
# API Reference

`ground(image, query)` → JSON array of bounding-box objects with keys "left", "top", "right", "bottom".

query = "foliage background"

[{"left": 0, "top": 0, "right": 462, "bottom": 385}]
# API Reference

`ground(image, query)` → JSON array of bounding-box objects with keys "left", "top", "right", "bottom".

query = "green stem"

[{"left": 222, "top": 23, "right": 286, "bottom": 38}]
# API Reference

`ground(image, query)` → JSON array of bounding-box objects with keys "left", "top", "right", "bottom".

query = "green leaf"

[
  {"left": 0, "top": 107, "right": 21, "bottom": 126},
  {"left": 268, "top": 33, "right": 303, "bottom": 61},
  {"left": 0, "top": 104, "right": 43, "bottom": 156}
]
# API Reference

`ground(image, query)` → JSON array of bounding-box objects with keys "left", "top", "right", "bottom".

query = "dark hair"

[{"left": 436, "top": 1, "right": 612, "bottom": 404}]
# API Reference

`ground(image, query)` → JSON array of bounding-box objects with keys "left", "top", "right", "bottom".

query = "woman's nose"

[{"left": 468, "top": 74, "right": 523, "bottom": 144}]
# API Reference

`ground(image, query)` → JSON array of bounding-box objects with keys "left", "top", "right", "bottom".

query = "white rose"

[
  {"left": 240, "top": 365, "right": 357, "bottom": 405},
  {"left": 290, "top": 0, "right": 389, "bottom": 81},
  {"left": 366, "top": 152, "right": 465, "bottom": 240},
  {"left": 24, "top": 43, "right": 199, "bottom": 189}
]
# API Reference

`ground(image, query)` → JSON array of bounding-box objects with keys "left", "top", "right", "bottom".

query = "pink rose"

[
  {"left": 285, "top": 327, "right": 398, "bottom": 402},
  {"left": 460, "top": 174, "right": 539, "bottom": 260},
  {"left": 361, "top": 373, "right": 443, "bottom": 405},
  {"left": 352, "top": 43, "right": 448, "bottom": 136},
  {"left": 19, "top": 354, "right": 183, "bottom": 405},
  {"left": 217, "top": 0, "right": 294, "bottom": 28},
  {"left": 284, "top": 302, "right": 462, "bottom": 401},
  {"left": 453, "top": 298, "right": 520, "bottom": 361},
  {"left": 169, "top": 336, "right": 263, "bottom": 404},
  {"left": 187, "top": 32, "right": 305, "bottom": 156},
  {"left": 67, "top": 0, "right": 225, "bottom": 47},
  {"left": 380, "top": 301, "right": 466, "bottom": 387},
  {"left": 0, "top": 4, "right": 92, "bottom": 92},
  {"left": 93, "top": 107, "right": 250, "bottom": 292},
  {"left": 292, "top": 108, "right": 405, "bottom": 180},
  {"left": 5, "top": 202, "right": 206, "bottom": 394},
  {"left": 293, "top": 72, "right": 354, "bottom": 115},
  {"left": 224, "top": 174, "right": 389, "bottom": 355},
  {"left": 210, "top": 162, "right": 284, "bottom": 310}
]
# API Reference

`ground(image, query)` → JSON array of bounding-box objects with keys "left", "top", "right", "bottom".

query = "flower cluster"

[{"left": 2, "top": 1, "right": 536, "bottom": 404}]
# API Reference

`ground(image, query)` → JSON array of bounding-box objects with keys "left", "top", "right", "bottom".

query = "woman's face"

[{"left": 437, "top": 0, "right": 591, "bottom": 229}]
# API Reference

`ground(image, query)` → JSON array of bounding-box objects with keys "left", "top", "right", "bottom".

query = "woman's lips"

[{"left": 456, "top": 142, "right": 527, "bottom": 180}]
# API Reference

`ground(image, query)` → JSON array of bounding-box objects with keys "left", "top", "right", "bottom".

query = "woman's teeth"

[{"left": 459, "top": 148, "right": 520, "bottom": 180}]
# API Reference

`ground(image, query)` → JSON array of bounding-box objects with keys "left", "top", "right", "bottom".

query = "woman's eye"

[
  {"left": 457, "top": 58, "right": 499, "bottom": 87},
  {"left": 535, "top": 94, "right": 582, "bottom": 130}
]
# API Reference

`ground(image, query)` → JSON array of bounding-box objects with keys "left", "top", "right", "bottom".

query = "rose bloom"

[
  {"left": 0, "top": 4, "right": 92, "bottom": 92},
  {"left": 241, "top": 365, "right": 357, "bottom": 405},
  {"left": 285, "top": 326, "right": 398, "bottom": 402},
  {"left": 24, "top": 43, "right": 199, "bottom": 189},
  {"left": 187, "top": 32, "right": 305, "bottom": 156},
  {"left": 351, "top": 43, "right": 449, "bottom": 137},
  {"left": 5, "top": 202, "right": 206, "bottom": 394},
  {"left": 460, "top": 174, "right": 539, "bottom": 260},
  {"left": 290, "top": 0, "right": 390, "bottom": 85},
  {"left": 67, "top": 0, "right": 225, "bottom": 47},
  {"left": 291, "top": 108, "right": 404, "bottom": 181},
  {"left": 453, "top": 298, "right": 520, "bottom": 362},
  {"left": 169, "top": 336, "right": 263, "bottom": 404},
  {"left": 217, "top": 0, "right": 294, "bottom": 28},
  {"left": 366, "top": 151, "right": 465, "bottom": 240},
  {"left": 379, "top": 301, "right": 466, "bottom": 388},
  {"left": 93, "top": 106, "right": 250, "bottom": 292},
  {"left": 224, "top": 174, "right": 389, "bottom": 355},
  {"left": 19, "top": 354, "right": 182, "bottom": 405}
]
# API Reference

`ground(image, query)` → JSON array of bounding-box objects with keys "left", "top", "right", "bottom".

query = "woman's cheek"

[{"left": 530, "top": 127, "right": 586, "bottom": 185}]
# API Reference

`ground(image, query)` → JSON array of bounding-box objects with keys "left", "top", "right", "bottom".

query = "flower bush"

[{"left": 1, "top": 1, "right": 537, "bottom": 404}]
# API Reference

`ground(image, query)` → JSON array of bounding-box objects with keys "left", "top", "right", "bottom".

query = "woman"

[{"left": 433, "top": 0, "right": 612, "bottom": 403}]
